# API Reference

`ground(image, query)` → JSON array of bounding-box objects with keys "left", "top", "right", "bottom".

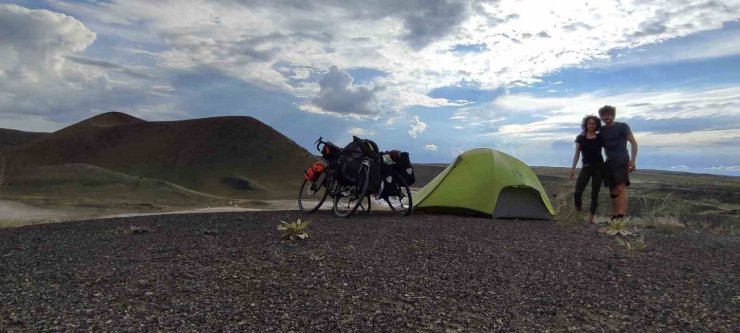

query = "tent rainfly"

[{"left": 414, "top": 148, "right": 555, "bottom": 220}]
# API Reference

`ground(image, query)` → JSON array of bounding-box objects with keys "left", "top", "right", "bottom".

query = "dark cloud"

[
  {"left": 65, "top": 55, "right": 154, "bottom": 79},
  {"left": 226, "top": 0, "right": 470, "bottom": 50},
  {"left": 311, "top": 66, "right": 382, "bottom": 116},
  {"left": 631, "top": 20, "right": 668, "bottom": 37},
  {"left": 536, "top": 31, "right": 551, "bottom": 38},
  {"left": 401, "top": 0, "right": 469, "bottom": 49}
]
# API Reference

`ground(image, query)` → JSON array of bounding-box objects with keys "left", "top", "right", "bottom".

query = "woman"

[{"left": 569, "top": 115, "right": 604, "bottom": 223}]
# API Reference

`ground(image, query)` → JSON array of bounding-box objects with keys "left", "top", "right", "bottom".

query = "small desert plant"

[
  {"left": 615, "top": 235, "right": 647, "bottom": 252},
  {"left": 600, "top": 218, "right": 635, "bottom": 236},
  {"left": 278, "top": 218, "right": 311, "bottom": 240}
]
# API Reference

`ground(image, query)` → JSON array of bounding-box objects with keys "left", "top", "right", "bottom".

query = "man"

[{"left": 598, "top": 105, "right": 638, "bottom": 220}]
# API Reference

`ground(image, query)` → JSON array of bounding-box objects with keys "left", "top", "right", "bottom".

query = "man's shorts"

[{"left": 603, "top": 157, "right": 630, "bottom": 188}]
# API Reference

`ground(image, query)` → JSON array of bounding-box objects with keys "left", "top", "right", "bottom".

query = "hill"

[
  {"left": 0, "top": 128, "right": 48, "bottom": 151},
  {"left": 1, "top": 112, "right": 318, "bottom": 200}
]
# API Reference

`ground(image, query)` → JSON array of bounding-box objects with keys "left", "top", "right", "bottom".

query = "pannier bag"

[
  {"left": 378, "top": 164, "right": 396, "bottom": 199},
  {"left": 337, "top": 136, "right": 382, "bottom": 192},
  {"left": 304, "top": 162, "right": 325, "bottom": 181},
  {"left": 392, "top": 151, "right": 415, "bottom": 186}
]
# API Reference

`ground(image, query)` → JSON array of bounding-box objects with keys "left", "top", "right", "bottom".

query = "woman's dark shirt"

[{"left": 575, "top": 133, "right": 604, "bottom": 166}]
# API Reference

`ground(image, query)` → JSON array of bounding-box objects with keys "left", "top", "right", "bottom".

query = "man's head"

[{"left": 598, "top": 105, "right": 616, "bottom": 126}]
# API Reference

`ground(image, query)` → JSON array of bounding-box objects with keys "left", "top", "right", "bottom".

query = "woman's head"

[{"left": 581, "top": 115, "right": 601, "bottom": 132}]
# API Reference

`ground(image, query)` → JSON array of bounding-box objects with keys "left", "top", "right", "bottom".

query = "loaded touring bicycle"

[{"left": 298, "top": 136, "right": 414, "bottom": 218}]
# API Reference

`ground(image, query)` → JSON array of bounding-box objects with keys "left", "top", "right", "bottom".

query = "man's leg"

[
  {"left": 609, "top": 186, "right": 619, "bottom": 217},
  {"left": 616, "top": 183, "right": 628, "bottom": 216},
  {"left": 589, "top": 166, "right": 603, "bottom": 223}
]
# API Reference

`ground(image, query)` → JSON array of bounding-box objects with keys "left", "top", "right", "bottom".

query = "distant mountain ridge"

[
  {"left": 1, "top": 112, "right": 318, "bottom": 199},
  {"left": 0, "top": 128, "right": 49, "bottom": 151}
]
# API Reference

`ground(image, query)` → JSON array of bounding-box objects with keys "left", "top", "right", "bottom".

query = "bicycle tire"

[
  {"left": 385, "top": 171, "right": 413, "bottom": 216},
  {"left": 358, "top": 195, "right": 372, "bottom": 214},
  {"left": 298, "top": 172, "right": 329, "bottom": 213},
  {"left": 333, "top": 164, "right": 370, "bottom": 218}
]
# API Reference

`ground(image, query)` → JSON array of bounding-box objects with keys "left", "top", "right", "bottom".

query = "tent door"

[{"left": 492, "top": 186, "right": 551, "bottom": 220}]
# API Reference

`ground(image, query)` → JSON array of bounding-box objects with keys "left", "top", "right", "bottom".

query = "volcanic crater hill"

[
  {"left": 0, "top": 128, "right": 48, "bottom": 151},
  {"left": 1, "top": 112, "right": 318, "bottom": 199}
]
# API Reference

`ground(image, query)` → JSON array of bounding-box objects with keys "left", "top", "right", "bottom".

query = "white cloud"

[
  {"left": 0, "top": 4, "right": 166, "bottom": 122},
  {"left": 706, "top": 165, "right": 740, "bottom": 171},
  {"left": 0, "top": 4, "right": 98, "bottom": 116},
  {"left": 304, "top": 66, "right": 382, "bottom": 116},
  {"left": 478, "top": 86, "right": 740, "bottom": 145},
  {"left": 424, "top": 144, "right": 438, "bottom": 151},
  {"left": 44, "top": 0, "right": 740, "bottom": 114},
  {"left": 347, "top": 127, "right": 376, "bottom": 137},
  {"left": 670, "top": 165, "right": 689, "bottom": 170},
  {"left": 636, "top": 129, "right": 740, "bottom": 148},
  {"left": 408, "top": 115, "right": 427, "bottom": 138}
]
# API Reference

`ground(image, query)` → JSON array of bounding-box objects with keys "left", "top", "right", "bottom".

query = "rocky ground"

[{"left": 1, "top": 210, "right": 738, "bottom": 332}]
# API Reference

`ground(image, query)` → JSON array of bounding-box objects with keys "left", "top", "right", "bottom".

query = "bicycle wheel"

[
  {"left": 333, "top": 165, "right": 370, "bottom": 218},
  {"left": 298, "top": 172, "right": 329, "bottom": 213},
  {"left": 358, "top": 195, "right": 372, "bottom": 214},
  {"left": 385, "top": 172, "right": 413, "bottom": 216}
]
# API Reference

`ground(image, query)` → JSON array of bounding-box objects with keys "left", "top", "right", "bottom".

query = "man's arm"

[{"left": 627, "top": 132, "right": 638, "bottom": 172}]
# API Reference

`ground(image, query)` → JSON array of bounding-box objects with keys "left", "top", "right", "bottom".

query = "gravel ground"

[{"left": 1, "top": 210, "right": 738, "bottom": 332}]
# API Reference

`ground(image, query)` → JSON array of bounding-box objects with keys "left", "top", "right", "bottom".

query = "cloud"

[
  {"left": 670, "top": 165, "right": 690, "bottom": 170},
  {"left": 347, "top": 127, "right": 376, "bottom": 137},
  {"left": 44, "top": 0, "right": 740, "bottom": 114},
  {"left": 636, "top": 129, "right": 740, "bottom": 149},
  {"left": 408, "top": 115, "right": 427, "bottom": 138},
  {"left": 706, "top": 165, "right": 740, "bottom": 171},
  {"left": 401, "top": 0, "right": 469, "bottom": 50},
  {"left": 65, "top": 55, "right": 154, "bottom": 79},
  {"left": 0, "top": 4, "right": 172, "bottom": 125},
  {"left": 0, "top": 4, "right": 100, "bottom": 116},
  {"left": 304, "top": 66, "right": 382, "bottom": 116},
  {"left": 424, "top": 144, "right": 439, "bottom": 151},
  {"left": 477, "top": 86, "right": 740, "bottom": 146}
]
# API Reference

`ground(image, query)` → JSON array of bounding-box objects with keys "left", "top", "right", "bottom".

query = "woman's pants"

[{"left": 574, "top": 163, "right": 603, "bottom": 214}]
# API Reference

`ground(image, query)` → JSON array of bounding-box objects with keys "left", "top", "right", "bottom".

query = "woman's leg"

[{"left": 574, "top": 166, "right": 591, "bottom": 212}]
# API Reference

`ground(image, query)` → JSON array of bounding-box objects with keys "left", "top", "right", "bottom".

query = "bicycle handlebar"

[{"left": 315, "top": 136, "right": 326, "bottom": 152}]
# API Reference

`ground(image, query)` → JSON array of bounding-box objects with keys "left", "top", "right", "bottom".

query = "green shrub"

[{"left": 278, "top": 218, "right": 311, "bottom": 240}]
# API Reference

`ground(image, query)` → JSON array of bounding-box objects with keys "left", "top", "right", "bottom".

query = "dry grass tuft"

[{"left": 553, "top": 192, "right": 585, "bottom": 225}]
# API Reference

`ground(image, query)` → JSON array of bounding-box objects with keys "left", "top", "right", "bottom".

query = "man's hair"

[
  {"left": 598, "top": 105, "right": 616, "bottom": 116},
  {"left": 581, "top": 115, "right": 601, "bottom": 132}
]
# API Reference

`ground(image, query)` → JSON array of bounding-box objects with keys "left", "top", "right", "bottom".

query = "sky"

[{"left": 1, "top": 0, "right": 739, "bottom": 176}]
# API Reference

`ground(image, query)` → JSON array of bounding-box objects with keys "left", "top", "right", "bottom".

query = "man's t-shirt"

[
  {"left": 600, "top": 122, "right": 632, "bottom": 160},
  {"left": 575, "top": 133, "right": 604, "bottom": 165}
]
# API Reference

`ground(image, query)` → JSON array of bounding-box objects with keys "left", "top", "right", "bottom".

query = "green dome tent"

[{"left": 414, "top": 148, "right": 555, "bottom": 220}]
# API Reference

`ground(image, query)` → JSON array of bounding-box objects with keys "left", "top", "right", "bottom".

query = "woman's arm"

[{"left": 570, "top": 143, "right": 580, "bottom": 180}]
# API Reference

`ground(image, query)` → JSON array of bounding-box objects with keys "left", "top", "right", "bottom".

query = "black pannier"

[
  {"left": 337, "top": 136, "right": 382, "bottom": 193},
  {"left": 392, "top": 152, "right": 415, "bottom": 186}
]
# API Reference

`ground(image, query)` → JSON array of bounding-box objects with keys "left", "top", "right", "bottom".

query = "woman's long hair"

[{"left": 581, "top": 115, "right": 601, "bottom": 132}]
